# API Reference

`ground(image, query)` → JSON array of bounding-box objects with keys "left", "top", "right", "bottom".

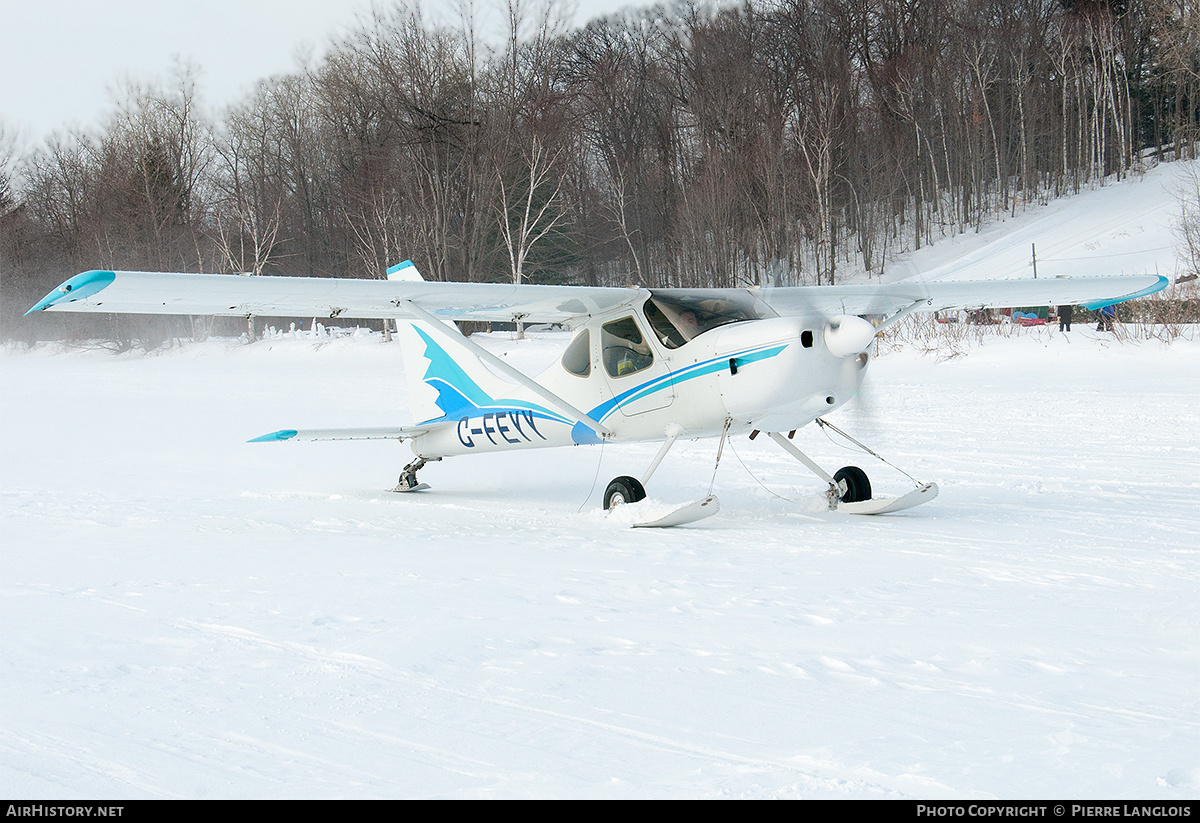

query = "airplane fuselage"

[{"left": 407, "top": 295, "right": 871, "bottom": 460}]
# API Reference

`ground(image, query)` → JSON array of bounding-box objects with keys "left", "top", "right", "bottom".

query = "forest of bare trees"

[{"left": 2, "top": 0, "right": 1199, "bottom": 342}]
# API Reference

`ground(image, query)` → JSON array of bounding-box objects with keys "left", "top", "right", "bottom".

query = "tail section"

[{"left": 395, "top": 321, "right": 558, "bottom": 427}]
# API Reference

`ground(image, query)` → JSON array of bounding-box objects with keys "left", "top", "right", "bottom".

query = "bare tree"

[
  {"left": 495, "top": 136, "right": 569, "bottom": 336},
  {"left": 212, "top": 92, "right": 286, "bottom": 279},
  {"left": 487, "top": 0, "right": 576, "bottom": 334},
  {"left": 106, "top": 64, "right": 213, "bottom": 270},
  {"left": 1174, "top": 160, "right": 1200, "bottom": 278},
  {"left": 1149, "top": 0, "right": 1200, "bottom": 157},
  {"left": 0, "top": 121, "right": 17, "bottom": 218}
]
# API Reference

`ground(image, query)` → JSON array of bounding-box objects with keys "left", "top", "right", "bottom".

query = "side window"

[
  {"left": 602, "top": 316, "right": 654, "bottom": 378},
  {"left": 561, "top": 330, "right": 591, "bottom": 376}
]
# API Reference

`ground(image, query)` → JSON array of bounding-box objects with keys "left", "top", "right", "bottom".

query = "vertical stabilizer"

[
  {"left": 394, "top": 321, "right": 523, "bottom": 425},
  {"left": 386, "top": 260, "right": 424, "bottom": 281}
]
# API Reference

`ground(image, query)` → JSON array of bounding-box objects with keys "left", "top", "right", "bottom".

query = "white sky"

[{"left": 1, "top": 0, "right": 637, "bottom": 147}]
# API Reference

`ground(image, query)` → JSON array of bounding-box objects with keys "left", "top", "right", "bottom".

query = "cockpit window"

[
  {"left": 644, "top": 300, "right": 687, "bottom": 349},
  {"left": 561, "top": 329, "right": 591, "bottom": 376},
  {"left": 644, "top": 292, "right": 762, "bottom": 347},
  {"left": 602, "top": 316, "right": 654, "bottom": 378}
]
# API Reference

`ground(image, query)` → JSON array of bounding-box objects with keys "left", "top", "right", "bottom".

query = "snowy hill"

[
  {"left": 884, "top": 160, "right": 1191, "bottom": 285},
  {"left": 2, "top": 167, "right": 1198, "bottom": 799}
]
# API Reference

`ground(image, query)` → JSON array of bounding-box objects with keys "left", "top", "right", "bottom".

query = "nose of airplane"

[
  {"left": 824, "top": 314, "right": 877, "bottom": 357},
  {"left": 712, "top": 316, "right": 870, "bottom": 431}
]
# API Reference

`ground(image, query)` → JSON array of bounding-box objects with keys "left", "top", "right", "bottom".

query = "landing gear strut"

[
  {"left": 765, "top": 431, "right": 859, "bottom": 508},
  {"left": 603, "top": 424, "right": 682, "bottom": 509}
]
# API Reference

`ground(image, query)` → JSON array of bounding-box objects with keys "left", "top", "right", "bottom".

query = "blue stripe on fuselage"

[{"left": 569, "top": 343, "right": 788, "bottom": 443}]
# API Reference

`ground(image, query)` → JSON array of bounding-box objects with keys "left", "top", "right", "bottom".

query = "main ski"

[
  {"left": 630, "top": 496, "right": 721, "bottom": 528},
  {"left": 837, "top": 482, "right": 938, "bottom": 515}
]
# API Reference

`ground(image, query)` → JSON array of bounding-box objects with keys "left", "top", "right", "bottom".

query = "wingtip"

[
  {"left": 26, "top": 270, "right": 117, "bottom": 315},
  {"left": 248, "top": 429, "right": 298, "bottom": 443},
  {"left": 1081, "top": 273, "right": 1171, "bottom": 310}
]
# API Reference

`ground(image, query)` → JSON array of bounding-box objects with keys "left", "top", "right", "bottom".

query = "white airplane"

[{"left": 27, "top": 262, "right": 1167, "bottom": 526}]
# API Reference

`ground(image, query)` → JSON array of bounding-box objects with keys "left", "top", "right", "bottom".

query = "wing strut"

[
  {"left": 874, "top": 298, "right": 929, "bottom": 333},
  {"left": 400, "top": 300, "right": 611, "bottom": 440}
]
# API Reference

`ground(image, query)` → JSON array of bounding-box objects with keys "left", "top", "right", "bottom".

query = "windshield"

[{"left": 643, "top": 292, "right": 763, "bottom": 348}]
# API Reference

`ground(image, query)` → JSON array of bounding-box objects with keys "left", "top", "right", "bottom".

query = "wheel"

[
  {"left": 603, "top": 475, "right": 647, "bottom": 510},
  {"left": 833, "top": 466, "right": 871, "bottom": 503}
]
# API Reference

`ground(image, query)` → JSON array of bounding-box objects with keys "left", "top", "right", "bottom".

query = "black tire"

[
  {"left": 603, "top": 475, "right": 647, "bottom": 510},
  {"left": 833, "top": 466, "right": 871, "bottom": 503}
]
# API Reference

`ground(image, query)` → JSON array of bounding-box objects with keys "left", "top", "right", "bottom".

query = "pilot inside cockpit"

[
  {"left": 643, "top": 294, "right": 762, "bottom": 349},
  {"left": 601, "top": 316, "right": 654, "bottom": 377}
]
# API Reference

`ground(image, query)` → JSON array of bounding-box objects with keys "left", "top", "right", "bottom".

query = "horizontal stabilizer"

[{"left": 248, "top": 425, "right": 432, "bottom": 443}]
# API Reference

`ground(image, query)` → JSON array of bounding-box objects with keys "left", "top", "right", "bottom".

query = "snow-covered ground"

[
  {"left": 2, "top": 323, "right": 1197, "bottom": 799},
  {"left": 3, "top": 163, "right": 1199, "bottom": 798}
]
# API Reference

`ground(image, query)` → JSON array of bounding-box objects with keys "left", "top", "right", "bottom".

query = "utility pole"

[{"left": 1032, "top": 243, "right": 1038, "bottom": 279}]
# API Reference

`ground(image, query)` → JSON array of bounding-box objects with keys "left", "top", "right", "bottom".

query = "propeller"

[
  {"left": 824, "top": 314, "right": 877, "bottom": 357},
  {"left": 759, "top": 261, "right": 884, "bottom": 431},
  {"left": 760, "top": 260, "right": 879, "bottom": 358},
  {"left": 763, "top": 263, "right": 888, "bottom": 434}
]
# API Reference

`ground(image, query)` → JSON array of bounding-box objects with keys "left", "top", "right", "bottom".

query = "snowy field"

[{"left": 2, "top": 322, "right": 1197, "bottom": 799}]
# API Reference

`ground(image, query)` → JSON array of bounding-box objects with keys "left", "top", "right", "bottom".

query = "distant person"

[
  {"left": 1058, "top": 304, "right": 1073, "bottom": 332},
  {"left": 1096, "top": 304, "right": 1116, "bottom": 332}
]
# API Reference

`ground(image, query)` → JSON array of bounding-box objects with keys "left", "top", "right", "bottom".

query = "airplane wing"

[
  {"left": 747, "top": 273, "right": 1169, "bottom": 317},
  {"left": 27, "top": 269, "right": 1167, "bottom": 325},
  {"left": 25, "top": 269, "right": 645, "bottom": 325}
]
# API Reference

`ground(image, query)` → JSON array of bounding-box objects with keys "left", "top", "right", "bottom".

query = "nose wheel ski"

[{"left": 762, "top": 420, "right": 938, "bottom": 514}]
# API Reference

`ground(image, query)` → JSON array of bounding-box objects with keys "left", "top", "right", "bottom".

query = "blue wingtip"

[
  {"left": 248, "top": 429, "right": 298, "bottom": 443},
  {"left": 1081, "top": 275, "right": 1170, "bottom": 311},
  {"left": 25, "top": 270, "right": 117, "bottom": 315}
]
